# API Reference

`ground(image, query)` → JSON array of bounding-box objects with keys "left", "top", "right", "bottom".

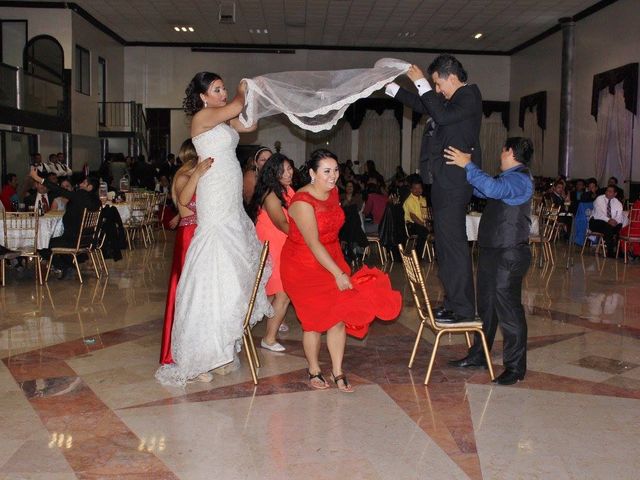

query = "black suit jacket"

[
  {"left": 44, "top": 180, "right": 101, "bottom": 244},
  {"left": 396, "top": 84, "right": 483, "bottom": 190}
]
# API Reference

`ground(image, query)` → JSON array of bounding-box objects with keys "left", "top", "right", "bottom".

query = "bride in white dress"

[{"left": 155, "top": 72, "right": 273, "bottom": 386}]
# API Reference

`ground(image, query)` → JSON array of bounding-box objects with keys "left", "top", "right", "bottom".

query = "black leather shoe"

[
  {"left": 436, "top": 313, "right": 475, "bottom": 324},
  {"left": 448, "top": 355, "right": 488, "bottom": 369},
  {"left": 492, "top": 370, "right": 525, "bottom": 385},
  {"left": 432, "top": 306, "right": 454, "bottom": 319}
]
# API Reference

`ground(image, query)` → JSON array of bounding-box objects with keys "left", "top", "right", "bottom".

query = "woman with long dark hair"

[
  {"left": 155, "top": 72, "right": 273, "bottom": 386},
  {"left": 243, "top": 146, "right": 272, "bottom": 205},
  {"left": 280, "top": 149, "right": 402, "bottom": 393},
  {"left": 248, "top": 153, "right": 295, "bottom": 351}
]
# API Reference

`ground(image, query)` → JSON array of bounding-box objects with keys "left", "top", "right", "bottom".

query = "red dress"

[
  {"left": 159, "top": 197, "right": 197, "bottom": 364},
  {"left": 281, "top": 188, "right": 401, "bottom": 338},
  {"left": 255, "top": 186, "right": 294, "bottom": 295}
]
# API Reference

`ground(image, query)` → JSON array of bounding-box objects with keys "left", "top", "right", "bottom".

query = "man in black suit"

[
  {"left": 29, "top": 167, "right": 101, "bottom": 277},
  {"left": 386, "top": 54, "right": 482, "bottom": 322}
]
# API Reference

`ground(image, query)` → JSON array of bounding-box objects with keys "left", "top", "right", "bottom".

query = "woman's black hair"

[
  {"left": 299, "top": 148, "right": 338, "bottom": 186},
  {"left": 183, "top": 72, "right": 222, "bottom": 116},
  {"left": 247, "top": 153, "right": 294, "bottom": 222}
]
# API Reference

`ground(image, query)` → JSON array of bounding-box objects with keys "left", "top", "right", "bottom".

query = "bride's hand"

[
  {"left": 195, "top": 157, "right": 214, "bottom": 176},
  {"left": 334, "top": 272, "right": 353, "bottom": 291},
  {"left": 237, "top": 80, "right": 247, "bottom": 96}
]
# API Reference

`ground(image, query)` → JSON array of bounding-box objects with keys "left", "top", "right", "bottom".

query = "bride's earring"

[{"left": 204, "top": 100, "right": 208, "bottom": 108}]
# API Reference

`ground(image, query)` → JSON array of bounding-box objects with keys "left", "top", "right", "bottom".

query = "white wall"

[
  {"left": 71, "top": 12, "right": 124, "bottom": 138},
  {"left": 509, "top": 0, "right": 640, "bottom": 185},
  {"left": 125, "top": 47, "right": 510, "bottom": 165},
  {"left": 0, "top": 8, "right": 72, "bottom": 68}
]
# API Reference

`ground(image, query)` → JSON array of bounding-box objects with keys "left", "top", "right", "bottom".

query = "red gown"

[
  {"left": 159, "top": 197, "right": 197, "bottom": 364},
  {"left": 281, "top": 188, "right": 401, "bottom": 339}
]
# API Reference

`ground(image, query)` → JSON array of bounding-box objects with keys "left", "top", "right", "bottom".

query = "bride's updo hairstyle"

[
  {"left": 183, "top": 72, "right": 222, "bottom": 116},
  {"left": 302, "top": 148, "right": 337, "bottom": 185}
]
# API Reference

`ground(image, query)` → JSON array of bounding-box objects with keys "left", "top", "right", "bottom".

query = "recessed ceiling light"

[
  {"left": 174, "top": 26, "right": 180, "bottom": 32},
  {"left": 264, "top": 28, "right": 268, "bottom": 34},
  {"left": 181, "top": 27, "right": 187, "bottom": 32},
  {"left": 249, "top": 29, "right": 254, "bottom": 33},
  {"left": 474, "top": 32, "right": 483, "bottom": 39},
  {"left": 188, "top": 27, "right": 194, "bottom": 32}
]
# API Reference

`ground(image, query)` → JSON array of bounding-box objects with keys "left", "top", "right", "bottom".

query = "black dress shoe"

[
  {"left": 436, "top": 313, "right": 475, "bottom": 324},
  {"left": 432, "top": 306, "right": 454, "bottom": 319},
  {"left": 492, "top": 369, "right": 525, "bottom": 385},
  {"left": 448, "top": 355, "right": 488, "bottom": 369}
]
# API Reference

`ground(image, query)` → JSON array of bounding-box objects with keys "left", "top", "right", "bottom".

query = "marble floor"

[{"left": 1, "top": 236, "right": 639, "bottom": 479}]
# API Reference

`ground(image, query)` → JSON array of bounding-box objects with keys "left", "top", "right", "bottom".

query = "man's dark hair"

[
  {"left": 609, "top": 176, "right": 618, "bottom": 184},
  {"left": 586, "top": 177, "right": 598, "bottom": 186},
  {"left": 407, "top": 173, "right": 423, "bottom": 186},
  {"left": 86, "top": 175, "right": 100, "bottom": 193},
  {"left": 427, "top": 54, "right": 468, "bottom": 82},
  {"left": 504, "top": 137, "right": 533, "bottom": 165}
]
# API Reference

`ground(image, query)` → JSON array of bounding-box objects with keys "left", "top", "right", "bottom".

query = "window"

[
  {"left": 75, "top": 45, "right": 90, "bottom": 95},
  {"left": 1, "top": 20, "right": 27, "bottom": 68},
  {"left": 98, "top": 57, "right": 106, "bottom": 124}
]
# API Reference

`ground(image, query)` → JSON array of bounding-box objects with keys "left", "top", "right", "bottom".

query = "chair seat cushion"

[{"left": 435, "top": 320, "right": 482, "bottom": 328}]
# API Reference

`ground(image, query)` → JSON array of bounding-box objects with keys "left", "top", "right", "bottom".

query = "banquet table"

[
  {"left": 465, "top": 212, "right": 539, "bottom": 242},
  {"left": 0, "top": 211, "right": 64, "bottom": 250}
]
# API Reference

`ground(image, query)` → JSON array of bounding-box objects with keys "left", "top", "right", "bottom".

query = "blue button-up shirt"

[{"left": 464, "top": 163, "right": 533, "bottom": 206}]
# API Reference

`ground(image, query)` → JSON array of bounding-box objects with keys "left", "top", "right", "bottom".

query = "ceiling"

[{"left": 21, "top": 0, "right": 604, "bottom": 52}]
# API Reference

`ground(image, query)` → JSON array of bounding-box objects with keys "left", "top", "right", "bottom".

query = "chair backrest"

[
  {"left": 242, "top": 241, "right": 270, "bottom": 330},
  {"left": 153, "top": 192, "right": 168, "bottom": 221},
  {"left": 2, "top": 211, "right": 39, "bottom": 252},
  {"left": 626, "top": 207, "right": 640, "bottom": 238},
  {"left": 74, "top": 208, "right": 101, "bottom": 251},
  {"left": 398, "top": 244, "right": 437, "bottom": 331},
  {"left": 405, "top": 235, "right": 418, "bottom": 253},
  {"left": 126, "top": 192, "right": 149, "bottom": 225}
]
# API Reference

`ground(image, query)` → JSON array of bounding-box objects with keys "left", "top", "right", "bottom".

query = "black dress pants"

[
  {"left": 407, "top": 222, "right": 429, "bottom": 256},
  {"left": 588, "top": 218, "right": 622, "bottom": 254},
  {"left": 469, "top": 245, "right": 531, "bottom": 374},
  {"left": 431, "top": 183, "right": 475, "bottom": 318}
]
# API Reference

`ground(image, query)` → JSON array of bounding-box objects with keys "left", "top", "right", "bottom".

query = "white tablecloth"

[
  {"left": 466, "top": 213, "right": 539, "bottom": 242},
  {"left": 0, "top": 212, "right": 64, "bottom": 250}
]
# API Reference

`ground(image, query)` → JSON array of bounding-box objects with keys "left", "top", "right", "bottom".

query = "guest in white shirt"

[{"left": 589, "top": 186, "right": 624, "bottom": 257}]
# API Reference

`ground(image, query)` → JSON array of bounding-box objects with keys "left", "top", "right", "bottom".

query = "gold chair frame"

[
  {"left": 147, "top": 192, "right": 168, "bottom": 241},
  {"left": 616, "top": 207, "right": 640, "bottom": 263},
  {"left": 242, "top": 241, "right": 270, "bottom": 385},
  {"left": 46, "top": 208, "right": 101, "bottom": 283},
  {"left": 1, "top": 211, "right": 43, "bottom": 286},
  {"left": 398, "top": 244, "right": 494, "bottom": 385},
  {"left": 124, "top": 192, "right": 152, "bottom": 249},
  {"left": 530, "top": 205, "right": 560, "bottom": 266}
]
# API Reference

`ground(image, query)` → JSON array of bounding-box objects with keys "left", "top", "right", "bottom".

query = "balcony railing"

[
  {"left": 99, "top": 101, "right": 149, "bottom": 156},
  {"left": 0, "top": 62, "right": 67, "bottom": 118}
]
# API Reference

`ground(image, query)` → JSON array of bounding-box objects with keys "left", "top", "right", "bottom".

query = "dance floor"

[{"left": 1, "top": 236, "right": 639, "bottom": 479}]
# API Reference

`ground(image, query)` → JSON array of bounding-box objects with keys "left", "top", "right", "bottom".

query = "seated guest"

[
  {"left": 340, "top": 180, "right": 363, "bottom": 210},
  {"left": 1, "top": 173, "right": 19, "bottom": 211},
  {"left": 589, "top": 186, "right": 624, "bottom": 257},
  {"left": 29, "top": 167, "right": 101, "bottom": 277},
  {"left": 599, "top": 176, "right": 624, "bottom": 202},
  {"left": 55, "top": 152, "right": 73, "bottom": 176},
  {"left": 50, "top": 179, "right": 74, "bottom": 212},
  {"left": 362, "top": 184, "right": 388, "bottom": 234},
  {"left": 619, "top": 198, "right": 640, "bottom": 258},
  {"left": 581, "top": 178, "right": 599, "bottom": 203},
  {"left": 243, "top": 147, "right": 272, "bottom": 205},
  {"left": 546, "top": 181, "right": 567, "bottom": 209},
  {"left": 23, "top": 181, "right": 50, "bottom": 213},
  {"left": 569, "top": 179, "right": 586, "bottom": 212},
  {"left": 155, "top": 175, "right": 171, "bottom": 195},
  {"left": 403, "top": 174, "right": 428, "bottom": 252}
]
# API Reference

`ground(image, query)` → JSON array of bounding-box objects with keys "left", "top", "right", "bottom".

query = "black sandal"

[
  {"left": 308, "top": 370, "right": 329, "bottom": 390},
  {"left": 331, "top": 373, "right": 354, "bottom": 393}
]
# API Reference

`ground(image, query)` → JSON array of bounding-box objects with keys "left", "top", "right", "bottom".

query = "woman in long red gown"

[
  {"left": 281, "top": 149, "right": 402, "bottom": 392},
  {"left": 248, "top": 153, "right": 295, "bottom": 352},
  {"left": 159, "top": 140, "right": 213, "bottom": 365}
]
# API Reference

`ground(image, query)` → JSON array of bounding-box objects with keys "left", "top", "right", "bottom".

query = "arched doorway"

[{"left": 24, "top": 34, "right": 64, "bottom": 84}]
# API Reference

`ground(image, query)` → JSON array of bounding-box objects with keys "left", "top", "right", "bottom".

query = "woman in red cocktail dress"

[
  {"left": 159, "top": 139, "right": 213, "bottom": 365},
  {"left": 281, "top": 149, "right": 402, "bottom": 392}
]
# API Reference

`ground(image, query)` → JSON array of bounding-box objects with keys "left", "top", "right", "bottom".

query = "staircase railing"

[{"left": 99, "top": 101, "right": 149, "bottom": 156}]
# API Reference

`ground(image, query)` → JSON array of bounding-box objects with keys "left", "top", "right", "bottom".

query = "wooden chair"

[
  {"left": 124, "top": 192, "right": 150, "bottom": 249},
  {"left": 580, "top": 206, "right": 607, "bottom": 258},
  {"left": 92, "top": 213, "right": 109, "bottom": 277},
  {"left": 530, "top": 205, "right": 560, "bottom": 266},
  {"left": 1, "top": 211, "right": 43, "bottom": 286},
  {"left": 362, "top": 233, "right": 388, "bottom": 266},
  {"left": 46, "top": 209, "right": 101, "bottom": 283},
  {"left": 616, "top": 206, "right": 640, "bottom": 263},
  {"left": 149, "top": 192, "right": 168, "bottom": 241},
  {"left": 398, "top": 244, "right": 494, "bottom": 385},
  {"left": 242, "top": 241, "right": 269, "bottom": 385}
]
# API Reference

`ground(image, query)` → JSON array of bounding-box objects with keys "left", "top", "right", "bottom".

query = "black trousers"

[
  {"left": 588, "top": 218, "right": 622, "bottom": 253},
  {"left": 431, "top": 183, "right": 475, "bottom": 317},
  {"left": 407, "top": 222, "right": 429, "bottom": 256},
  {"left": 469, "top": 245, "right": 531, "bottom": 374}
]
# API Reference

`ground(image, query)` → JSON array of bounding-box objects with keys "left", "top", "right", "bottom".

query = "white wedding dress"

[{"left": 155, "top": 123, "right": 272, "bottom": 387}]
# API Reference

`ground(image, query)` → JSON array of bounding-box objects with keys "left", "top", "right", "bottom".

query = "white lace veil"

[{"left": 240, "top": 58, "right": 410, "bottom": 133}]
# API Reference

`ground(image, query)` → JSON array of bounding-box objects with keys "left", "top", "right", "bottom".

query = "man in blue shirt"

[{"left": 444, "top": 137, "right": 534, "bottom": 385}]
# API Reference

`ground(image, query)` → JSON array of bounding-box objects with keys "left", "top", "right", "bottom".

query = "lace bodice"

[{"left": 287, "top": 188, "right": 345, "bottom": 245}]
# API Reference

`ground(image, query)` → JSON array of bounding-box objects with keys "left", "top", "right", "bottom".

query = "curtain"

[
  {"left": 479, "top": 112, "right": 507, "bottom": 176},
  {"left": 357, "top": 109, "right": 401, "bottom": 178},
  {"left": 411, "top": 115, "right": 426, "bottom": 174},
  {"left": 594, "top": 87, "right": 615, "bottom": 182},
  {"left": 613, "top": 83, "right": 634, "bottom": 185},
  {"left": 523, "top": 106, "right": 544, "bottom": 175},
  {"left": 305, "top": 119, "right": 352, "bottom": 162}
]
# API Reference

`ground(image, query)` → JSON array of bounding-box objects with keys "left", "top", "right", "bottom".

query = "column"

[
  {"left": 558, "top": 17, "right": 575, "bottom": 178},
  {"left": 401, "top": 105, "right": 412, "bottom": 174}
]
